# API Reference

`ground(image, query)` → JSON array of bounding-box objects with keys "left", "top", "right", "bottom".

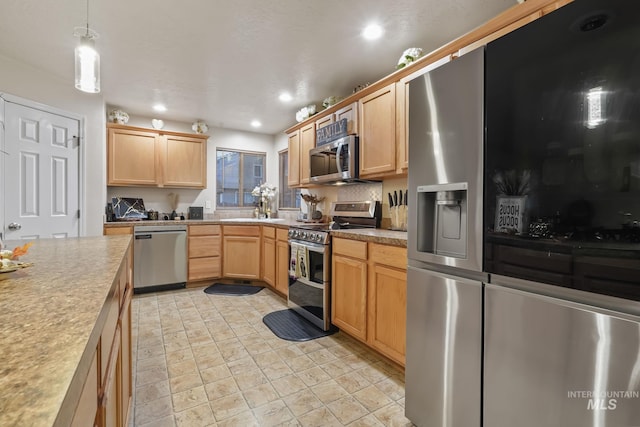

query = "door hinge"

[{"left": 77, "top": 209, "right": 81, "bottom": 219}]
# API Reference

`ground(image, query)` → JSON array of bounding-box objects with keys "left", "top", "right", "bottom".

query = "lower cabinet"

[
  {"left": 222, "top": 226, "right": 261, "bottom": 279},
  {"left": 275, "top": 229, "right": 290, "bottom": 296},
  {"left": 71, "top": 242, "right": 133, "bottom": 427},
  {"left": 188, "top": 225, "right": 221, "bottom": 282},
  {"left": 332, "top": 237, "right": 407, "bottom": 366},
  {"left": 263, "top": 227, "right": 290, "bottom": 296}
]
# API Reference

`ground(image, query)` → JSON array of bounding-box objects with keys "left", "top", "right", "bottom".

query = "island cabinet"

[
  {"left": 104, "top": 225, "right": 133, "bottom": 236},
  {"left": 262, "top": 226, "right": 290, "bottom": 296},
  {"left": 188, "top": 225, "right": 221, "bottom": 282},
  {"left": 107, "top": 123, "right": 207, "bottom": 189},
  {"left": 222, "top": 225, "right": 261, "bottom": 279},
  {"left": 332, "top": 237, "right": 407, "bottom": 366},
  {"left": 358, "top": 83, "right": 398, "bottom": 178},
  {"left": 72, "top": 241, "right": 133, "bottom": 427}
]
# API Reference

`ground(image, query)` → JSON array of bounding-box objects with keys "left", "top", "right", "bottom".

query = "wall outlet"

[{"left": 205, "top": 200, "right": 212, "bottom": 209}]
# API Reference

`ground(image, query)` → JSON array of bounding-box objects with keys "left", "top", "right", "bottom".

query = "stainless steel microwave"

[{"left": 309, "top": 135, "right": 359, "bottom": 184}]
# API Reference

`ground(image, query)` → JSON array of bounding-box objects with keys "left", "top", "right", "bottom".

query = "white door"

[{"left": 3, "top": 101, "right": 80, "bottom": 240}]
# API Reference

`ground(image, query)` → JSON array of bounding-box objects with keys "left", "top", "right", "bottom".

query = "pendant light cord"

[{"left": 85, "top": 0, "right": 90, "bottom": 37}]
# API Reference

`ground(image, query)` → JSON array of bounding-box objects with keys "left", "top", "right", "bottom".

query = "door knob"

[{"left": 8, "top": 222, "right": 22, "bottom": 231}]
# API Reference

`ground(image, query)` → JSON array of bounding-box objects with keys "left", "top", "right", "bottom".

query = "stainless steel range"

[{"left": 287, "top": 200, "right": 381, "bottom": 331}]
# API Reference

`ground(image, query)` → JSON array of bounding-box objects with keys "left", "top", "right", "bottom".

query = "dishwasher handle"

[{"left": 135, "top": 234, "right": 152, "bottom": 240}]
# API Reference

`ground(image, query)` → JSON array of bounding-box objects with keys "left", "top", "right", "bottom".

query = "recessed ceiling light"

[
  {"left": 279, "top": 93, "right": 293, "bottom": 102},
  {"left": 362, "top": 23, "right": 383, "bottom": 40},
  {"left": 152, "top": 104, "right": 167, "bottom": 112},
  {"left": 251, "top": 120, "right": 262, "bottom": 128}
]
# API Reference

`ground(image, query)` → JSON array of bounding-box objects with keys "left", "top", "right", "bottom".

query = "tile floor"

[{"left": 130, "top": 286, "right": 413, "bottom": 426}]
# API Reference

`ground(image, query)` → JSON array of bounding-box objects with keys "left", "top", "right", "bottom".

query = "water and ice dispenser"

[{"left": 416, "top": 182, "right": 468, "bottom": 259}]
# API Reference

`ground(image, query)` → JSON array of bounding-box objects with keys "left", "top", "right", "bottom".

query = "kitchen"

[{"left": 1, "top": 0, "right": 640, "bottom": 426}]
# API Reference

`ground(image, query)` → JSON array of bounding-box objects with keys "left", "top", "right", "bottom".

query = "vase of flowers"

[{"left": 251, "top": 183, "right": 277, "bottom": 218}]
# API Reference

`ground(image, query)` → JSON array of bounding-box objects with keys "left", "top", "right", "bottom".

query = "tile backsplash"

[{"left": 337, "top": 182, "right": 383, "bottom": 202}]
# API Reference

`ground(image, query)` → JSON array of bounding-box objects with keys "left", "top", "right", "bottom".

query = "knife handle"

[{"left": 388, "top": 193, "right": 394, "bottom": 207}]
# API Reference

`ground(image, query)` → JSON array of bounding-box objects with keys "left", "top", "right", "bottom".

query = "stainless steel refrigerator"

[{"left": 405, "top": 47, "right": 486, "bottom": 427}]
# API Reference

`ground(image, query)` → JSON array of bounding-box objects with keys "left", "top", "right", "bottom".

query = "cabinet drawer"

[
  {"left": 103, "top": 226, "right": 132, "bottom": 235},
  {"left": 263, "top": 226, "right": 276, "bottom": 239},
  {"left": 276, "top": 228, "right": 289, "bottom": 242},
  {"left": 189, "top": 224, "right": 220, "bottom": 236},
  {"left": 333, "top": 238, "right": 367, "bottom": 260},
  {"left": 369, "top": 243, "right": 407, "bottom": 270},
  {"left": 189, "top": 235, "right": 221, "bottom": 258},
  {"left": 189, "top": 256, "right": 221, "bottom": 281},
  {"left": 223, "top": 225, "right": 260, "bottom": 237}
]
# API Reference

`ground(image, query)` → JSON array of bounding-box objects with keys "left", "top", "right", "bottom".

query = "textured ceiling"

[{"left": 0, "top": 0, "right": 517, "bottom": 134}]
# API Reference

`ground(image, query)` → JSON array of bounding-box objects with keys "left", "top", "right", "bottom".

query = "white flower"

[{"left": 252, "top": 183, "right": 277, "bottom": 200}]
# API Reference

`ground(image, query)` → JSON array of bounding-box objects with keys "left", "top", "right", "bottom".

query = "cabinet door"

[
  {"left": 395, "top": 79, "right": 409, "bottom": 173},
  {"left": 262, "top": 237, "right": 276, "bottom": 286},
  {"left": 107, "top": 127, "right": 160, "bottom": 186},
  {"left": 315, "top": 114, "right": 333, "bottom": 130},
  {"left": 189, "top": 257, "right": 221, "bottom": 281},
  {"left": 299, "top": 122, "right": 316, "bottom": 185},
  {"left": 103, "top": 226, "right": 132, "bottom": 236},
  {"left": 223, "top": 236, "right": 261, "bottom": 279},
  {"left": 335, "top": 102, "right": 358, "bottom": 135},
  {"left": 358, "top": 83, "right": 397, "bottom": 177},
  {"left": 368, "top": 263, "right": 407, "bottom": 365},
  {"left": 163, "top": 134, "right": 207, "bottom": 188},
  {"left": 287, "top": 130, "right": 301, "bottom": 187},
  {"left": 275, "top": 240, "right": 290, "bottom": 296},
  {"left": 331, "top": 254, "right": 367, "bottom": 341},
  {"left": 120, "top": 291, "right": 132, "bottom": 427}
]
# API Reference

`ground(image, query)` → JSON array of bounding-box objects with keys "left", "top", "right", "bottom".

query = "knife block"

[{"left": 390, "top": 206, "right": 407, "bottom": 231}]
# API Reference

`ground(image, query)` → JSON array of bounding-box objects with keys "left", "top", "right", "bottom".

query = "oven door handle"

[
  {"left": 293, "top": 277, "right": 325, "bottom": 290},
  {"left": 288, "top": 240, "right": 326, "bottom": 254}
]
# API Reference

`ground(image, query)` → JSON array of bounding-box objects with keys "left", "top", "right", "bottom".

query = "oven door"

[{"left": 288, "top": 240, "right": 331, "bottom": 331}]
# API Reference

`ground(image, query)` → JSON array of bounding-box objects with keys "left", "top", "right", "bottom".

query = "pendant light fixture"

[{"left": 74, "top": 0, "right": 100, "bottom": 93}]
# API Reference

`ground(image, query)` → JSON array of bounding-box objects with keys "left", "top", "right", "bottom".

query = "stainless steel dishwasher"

[{"left": 133, "top": 224, "right": 187, "bottom": 293}]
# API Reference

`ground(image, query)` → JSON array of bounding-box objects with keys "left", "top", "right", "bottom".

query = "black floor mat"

[
  {"left": 203, "top": 283, "right": 264, "bottom": 296},
  {"left": 263, "top": 309, "right": 337, "bottom": 342}
]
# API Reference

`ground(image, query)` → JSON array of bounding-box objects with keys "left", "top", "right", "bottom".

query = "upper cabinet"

[
  {"left": 358, "top": 83, "right": 397, "bottom": 178},
  {"left": 287, "top": 130, "right": 301, "bottom": 187},
  {"left": 107, "top": 124, "right": 207, "bottom": 188},
  {"left": 299, "top": 122, "right": 316, "bottom": 186}
]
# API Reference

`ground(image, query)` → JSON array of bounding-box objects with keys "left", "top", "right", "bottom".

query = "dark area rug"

[
  {"left": 203, "top": 283, "right": 264, "bottom": 296},
  {"left": 263, "top": 309, "right": 337, "bottom": 342}
]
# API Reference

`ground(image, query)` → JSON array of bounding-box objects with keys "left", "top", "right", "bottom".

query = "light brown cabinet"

[
  {"left": 367, "top": 243, "right": 407, "bottom": 365},
  {"left": 104, "top": 225, "right": 133, "bottom": 236},
  {"left": 222, "top": 225, "right": 261, "bottom": 279},
  {"left": 358, "top": 83, "right": 397, "bottom": 178},
  {"left": 335, "top": 102, "right": 358, "bottom": 135},
  {"left": 331, "top": 237, "right": 407, "bottom": 366},
  {"left": 188, "top": 225, "right": 221, "bottom": 282},
  {"left": 395, "top": 79, "right": 410, "bottom": 173},
  {"left": 262, "top": 226, "right": 276, "bottom": 287},
  {"left": 332, "top": 238, "right": 368, "bottom": 341},
  {"left": 287, "top": 130, "right": 301, "bottom": 187},
  {"left": 299, "top": 122, "right": 316, "bottom": 185},
  {"left": 107, "top": 123, "right": 207, "bottom": 189},
  {"left": 275, "top": 231, "right": 290, "bottom": 295},
  {"left": 72, "top": 241, "right": 133, "bottom": 427},
  {"left": 262, "top": 226, "right": 290, "bottom": 296}
]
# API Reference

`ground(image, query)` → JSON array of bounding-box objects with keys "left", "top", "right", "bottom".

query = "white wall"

[
  {"left": 0, "top": 53, "right": 106, "bottom": 236},
  {"left": 108, "top": 113, "right": 278, "bottom": 217}
]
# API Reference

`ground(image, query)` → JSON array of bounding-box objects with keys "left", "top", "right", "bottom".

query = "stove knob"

[
  {"left": 302, "top": 232, "right": 308, "bottom": 239},
  {"left": 315, "top": 234, "right": 322, "bottom": 242},
  {"left": 288, "top": 229, "right": 293, "bottom": 238}
]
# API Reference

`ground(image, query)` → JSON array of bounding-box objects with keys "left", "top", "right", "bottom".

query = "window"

[
  {"left": 279, "top": 150, "right": 301, "bottom": 209},
  {"left": 216, "top": 149, "right": 266, "bottom": 207}
]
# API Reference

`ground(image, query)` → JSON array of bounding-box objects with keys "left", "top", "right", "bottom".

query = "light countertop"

[{"left": 0, "top": 235, "right": 131, "bottom": 427}]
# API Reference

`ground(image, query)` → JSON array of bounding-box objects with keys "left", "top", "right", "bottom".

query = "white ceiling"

[{"left": 0, "top": 0, "right": 517, "bottom": 135}]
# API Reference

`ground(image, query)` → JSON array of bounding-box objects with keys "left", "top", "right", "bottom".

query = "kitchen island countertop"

[{"left": 0, "top": 235, "right": 131, "bottom": 427}]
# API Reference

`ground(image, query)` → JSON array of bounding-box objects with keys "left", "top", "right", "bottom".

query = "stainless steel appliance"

[
  {"left": 483, "top": 0, "right": 640, "bottom": 424},
  {"left": 288, "top": 200, "right": 381, "bottom": 331},
  {"left": 406, "top": 47, "right": 485, "bottom": 427},
  {"left": 309, "top": 135, "right": 362, "bottom": 184},
  {"left": 133, "top": 224, "right": 187, "bottom": 293}
]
